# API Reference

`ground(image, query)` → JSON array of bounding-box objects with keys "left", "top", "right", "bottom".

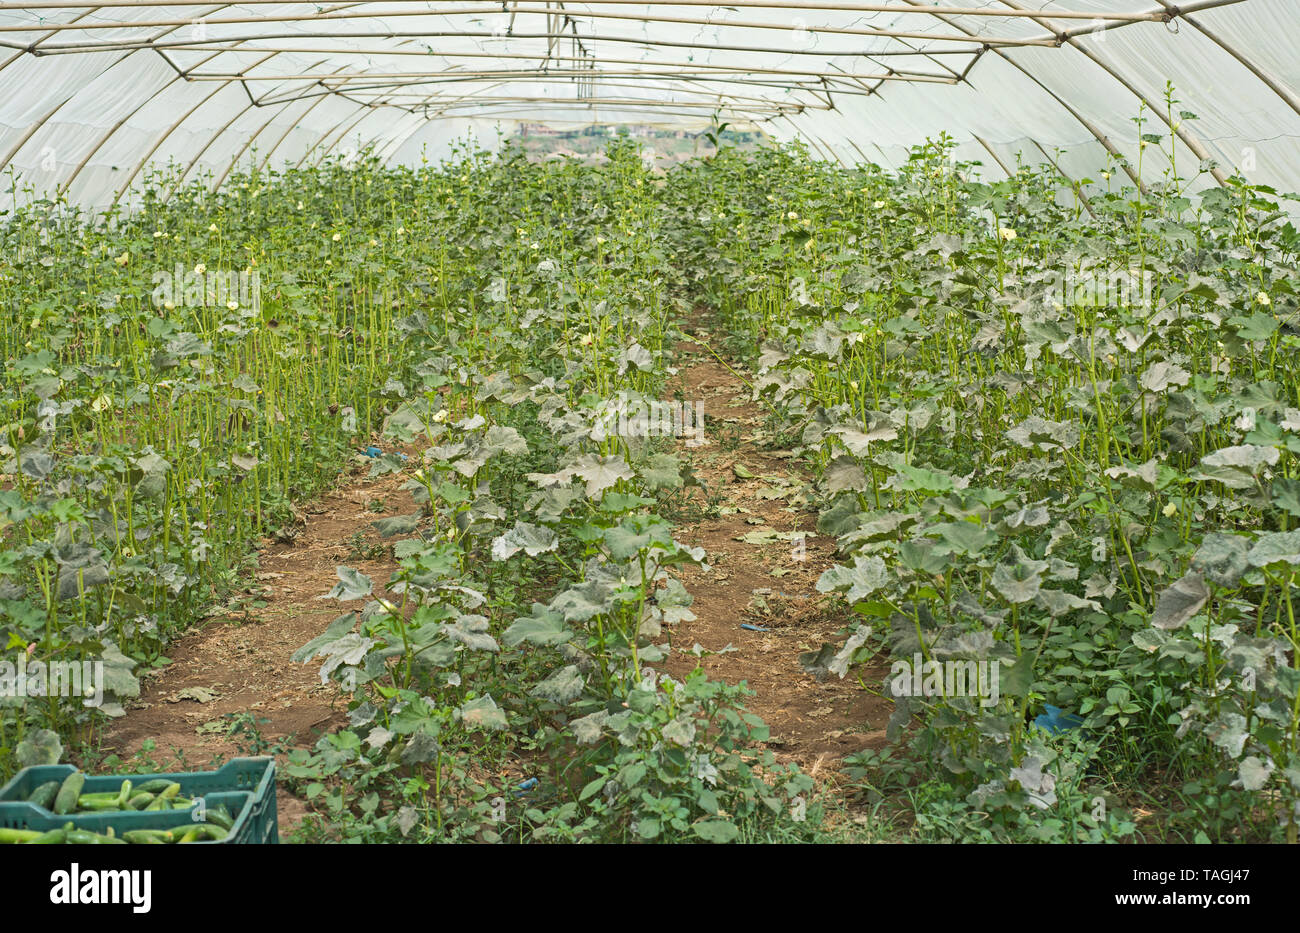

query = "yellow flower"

[
  {"left": 1162, "top": 502, "right": 1177, "bottom": 518},
  {"left": 226, "top": 299, "right": 239, "bottom": 311},
  {"left": 115, "top": 252, "right": 130, "bottom": 266},
  {"left": 1256, "top": 291, "right": 1271, "bottom": 306},
  {"left": 872, "top": 200, "right": 885, "bottom": 209},
  {"left": 579, "top": 333, "right": 594, "bottom": 347},
  {"left": 432, "top": 409, "right": 449, "bottom": 423},
  {"left": 331, "top": 232, "right": 341, "bottom": 242},
  {"left": 998, "top": 227, "right": 1017, "bottom": 241},
  {"left": 91, "top": 394, "right": 112, "bottom": 413},
  {"left": 194, "top": 263, "right": 206, "bottom": 275},
  {"left": 163, "top": 300, "right": 176, "bottom": 311},
  {"left": 208, "top": 222, "right": 218, "bottom": 232},
  {"left": 787, "top": 211, "right": 799, "bottom": 220}
]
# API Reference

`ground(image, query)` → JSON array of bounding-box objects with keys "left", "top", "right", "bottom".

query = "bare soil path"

[
  {"left": 659, "top": 316, "right": 892, "bottom": 779},
  {"left": 100, "top": 457, "right": 418, "bottom": 836}
]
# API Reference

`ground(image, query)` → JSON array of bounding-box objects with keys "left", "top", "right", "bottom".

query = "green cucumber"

[
  {"left": 76, "top": 795, "right": 129, "bottom": 811},
  {"left": 24, "top": 826, "right": 69, "bottom": 844},
  {"left": 0, "top": 827, "right": 44, "bottom": 844},
  {"left": 207, "top": 805, "right": 234, "bottom": 831},
  {"left": 123, "top": 829, "right": 175, "bottom": 845},
  {"left": 127, "top": 792, "right": 154, "bottom": 810},
  {"left": 65, "top": 828, "right": 127, "bottom": 844},
  {"left": 134, "top": 779, "right": 176, "bottom": 795},
  {"left": 26, "top": 781, "right": 61, "bottom": 809},
  {"left": 53, "top": 772, "right": 85, "bottom": 815}
]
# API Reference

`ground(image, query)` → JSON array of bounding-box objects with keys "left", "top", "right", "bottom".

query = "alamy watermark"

[
  {"left": 151, "top": 264, "right": 261, "bottom": 313},
  {"left": 1044, "top": 267, "right": 1154, "bottom": 310},
  {"left": 594, "top": 393, "right": 705, "bottom": 444},
  {"left": 888, "top": 653, "right": 1002, "bottom": 708},
  {"left": 0, "top": 655, "right": 104, "bottom": 708}
]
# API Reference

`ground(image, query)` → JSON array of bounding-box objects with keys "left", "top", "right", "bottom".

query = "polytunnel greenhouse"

[{"left": 0, "top": 0, "right": 1297, "bottom": 866}]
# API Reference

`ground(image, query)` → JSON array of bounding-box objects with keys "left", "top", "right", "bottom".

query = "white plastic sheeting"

[{"left": 0, "top": 2, "right": 1295, "bottom": 213}]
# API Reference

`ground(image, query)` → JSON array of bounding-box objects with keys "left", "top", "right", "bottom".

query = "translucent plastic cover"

[{"left": 0, "top": 2, "right": 1295, "bottom": 210}]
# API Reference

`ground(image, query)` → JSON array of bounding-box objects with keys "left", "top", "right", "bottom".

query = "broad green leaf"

[
  {"left": 322, "top": 566, "right": 373, "bottom": 601},
  {"left": 693, "top": 819, "right": 740, "bottom": 843},
  {"left": 502, "top": 605, "right": 573, "bottom": 648},
  {"left": 1247, "top": 530, "right": 1300, "bottom": 568},
  {"left": 292, "top": 612, "right": 358, "bottom": 662},
  {"left": 372, "top": 512, "right": 421, "bottom": 538},
  {"left": 816, "top": 555, "right": 888, "bottom": 604}
]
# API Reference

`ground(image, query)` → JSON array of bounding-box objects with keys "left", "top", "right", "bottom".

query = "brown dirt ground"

[
  {"left": 658, "top": 320, "right": 893, "bottom": 781},
  {"left": 99, "top": 454, "right": 419, "bottom": 837}
]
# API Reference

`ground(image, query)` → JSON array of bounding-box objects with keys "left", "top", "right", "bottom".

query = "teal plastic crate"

[
  {"left": 0, "top": 790, "right": 261, "bottom": 844},
  {"left": 0, "top": 756, "right": 277, "bottom": 844}
]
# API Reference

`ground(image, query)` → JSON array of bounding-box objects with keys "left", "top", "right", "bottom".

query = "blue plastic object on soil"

[
  {"left": 1033, "top": 705, "right": 1084, "bottom": 735},
  {"left": 514, "top": 777, "right": 538, "bottom": 797},
  {"left": 740, "top": 623, "right": 770, "bottom": 632}
]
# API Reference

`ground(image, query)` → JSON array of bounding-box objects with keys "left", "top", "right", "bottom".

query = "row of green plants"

[{"left": 662, "top": 103, "right": 1299, "bottom": 841}]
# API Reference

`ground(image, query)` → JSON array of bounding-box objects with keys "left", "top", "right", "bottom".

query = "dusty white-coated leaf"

[
  {"left": 491, "top": 521, "right": 560, "bottom": 560},
  {"left": 828, "top": 625, "right": 872, "bottom": 678},
  {"left": 1150, "top": 572, "right": 1209, "bottom": 630},
  {"left": 458, "top": 694, "right": 508, "bottom": 730},
  {"left": 1139, "top": 360, "right": 1191, "bottom": 394},
  {"left": 530, "top": 664, "right": 585, "bottom": 704}
]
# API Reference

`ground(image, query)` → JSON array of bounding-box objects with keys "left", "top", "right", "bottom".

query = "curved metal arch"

[
  {"left": 205, "top": 95, "right": 319, "bottom": 194},
  {"left": 294, "top": 102, "right": 372, "bottom": 168},
  {"left": 254, "top": 63, "right": 358, "bottom": 171},
  {"left": 1160, "top": 1, "right": 1300, "bottom": 117},
  {"left": 162, "top": 54, "right": 359, "bottom": 195},
  {"left": 0, "top": 6, "right": 1064, "bottom": 48},
  {"left": 891, "top": 0, "right": 1150, "bottom": 192},
  {"left": 56, "top": 48, "right": 232, "bottom": 196},
  {"left": 970, "top": 134, "right": 1014, "bottom": 178},
  {"left": 101, "top": 54, "right": 289, "bottom": 203},
  {"left": 8, "top": 0, "right": 382, "bottom": 193},
  {"left": 312, "top": 106, "right": 397, "bottom": 165},
  {"left": 990, "top": 0, "right": 1230, "bottom": 185},
  {"left": 1029, "top": 138, "right": 1095, "bottom": 217}
]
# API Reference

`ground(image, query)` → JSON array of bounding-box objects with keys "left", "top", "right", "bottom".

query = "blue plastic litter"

[
  {"left": 740, "top": 623, "right": 770, "bottom": 632},
  {"left": 1033, "top": 705, "right": 1084, "bottom": 735},
  {"left": 362, "top": 446, "right": 407, "bottom": 460},
  {"left": 514, "top": 777, "right": 538, "bottom": 797}
]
